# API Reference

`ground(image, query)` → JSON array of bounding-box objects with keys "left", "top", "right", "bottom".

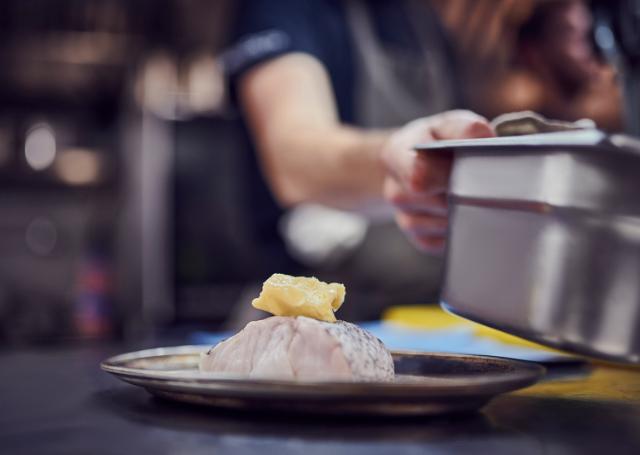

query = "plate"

[{"left": 101, "top": 346, "right": 545, "bottom": 416}]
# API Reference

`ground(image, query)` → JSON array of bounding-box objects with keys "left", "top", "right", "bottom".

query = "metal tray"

[
  {"left": 101, "top": 346, "right": 544, "bottom": 417},
  {"left": 418, "top": 130, "right": 640, "bottom": 364}
]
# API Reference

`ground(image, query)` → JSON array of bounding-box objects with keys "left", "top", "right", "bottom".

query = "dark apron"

[
  {"left": 281, "top": 1, "right": 452, "bottom": 320},
  {"left": 347, "top": 0, "right": 458, "bottom": 128}
]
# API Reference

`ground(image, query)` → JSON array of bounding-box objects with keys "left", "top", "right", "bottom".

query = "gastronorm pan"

[{"left": 419, "top": 130, "right": 640, "bottom": 364}]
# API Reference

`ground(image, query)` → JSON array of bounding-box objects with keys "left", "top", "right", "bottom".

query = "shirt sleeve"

[{"left": 222, "top": 0, "right": 325, "bottom": 83}]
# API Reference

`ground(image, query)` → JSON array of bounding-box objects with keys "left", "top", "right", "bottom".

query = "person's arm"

[
  {"left": 239, "top": 53, "right": 387, "bottom": 209},
  {"left": 239, "top": 52, "right": 494, "bottom": 253}
]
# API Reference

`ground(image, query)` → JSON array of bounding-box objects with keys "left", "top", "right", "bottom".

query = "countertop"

[{"left": 2, "top": 340, "right": 640, "bottom": 455}]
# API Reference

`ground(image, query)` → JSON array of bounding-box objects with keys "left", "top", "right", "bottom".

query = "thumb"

[{"left": 431, "top": 110, "right": 495, "bottom": 140}]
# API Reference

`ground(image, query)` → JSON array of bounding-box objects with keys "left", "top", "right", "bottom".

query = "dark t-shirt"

[
  {"left": 224, "top": 0, "right": 432, "bottom": 124},
  {"left": 220, "top": 0, "right": 457, "bottom": 270}
]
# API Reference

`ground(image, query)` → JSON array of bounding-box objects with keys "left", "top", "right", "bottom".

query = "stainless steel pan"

[{"left": 419, "top": 130, "right": 640, "bottom": 364}]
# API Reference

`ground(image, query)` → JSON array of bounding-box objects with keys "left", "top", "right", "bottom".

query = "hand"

[{"left": 381, "top": 110, "right": 494, "bottom": 254}]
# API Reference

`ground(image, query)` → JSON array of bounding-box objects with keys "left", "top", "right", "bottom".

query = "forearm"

[
  {"left": 257, "top": 123, "right": 389, "bottom": 209},
  {"left": 239, "top": 53, "right": 390, "bottom": 210}
]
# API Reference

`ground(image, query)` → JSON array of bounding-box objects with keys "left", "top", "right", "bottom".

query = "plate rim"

[{"left": 101, "top": 345, "right": 545, "bottom": 398}]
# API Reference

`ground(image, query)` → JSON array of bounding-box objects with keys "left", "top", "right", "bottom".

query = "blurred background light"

[
  {"left": 135, "top": 53, "right": 179, "bottom": 119},
  {"left": 595, "top": 24, "right": 616, "bottom": 53},
  {"left": 55, "top": 148, "right": 102, "bottom": 186},
  {"left": 185, "top": 54, "right": 225, "bottom": 115},
  {"left": 24, "top": 124, "right": 56, "bottom": 171},
  {"left": 25, "top": 217, "right": 58, "bottom": 256}
]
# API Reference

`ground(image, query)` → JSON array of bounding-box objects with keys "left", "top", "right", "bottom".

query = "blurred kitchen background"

[
  {"left": 0, "top": 0, "right": 243, "bottom": 343},
  {"left": 0, "top": 0, "right": 637, "bottom": 345}
]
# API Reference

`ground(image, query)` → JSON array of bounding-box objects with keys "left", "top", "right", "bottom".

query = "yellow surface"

[
  {"left": 384, "top": 305, "right": 640, "bottom": 403},
  {"left": 383, "top": 305, "right": 558, "bottom": 352},
  {"left": 383, "top": 305, "right": 467, "bottom": 329},
  {"left": 251, "top": 274, "right": 345, "bottom": 322},
  {"left": 472, "top": 324, "right": 558, "bottom": 352},
  {"left": 520, "top": 365, "right": 640, "bottom": 403}
]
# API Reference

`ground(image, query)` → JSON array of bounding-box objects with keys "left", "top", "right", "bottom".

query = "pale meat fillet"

[{"left": 199, "top": 316, "right": 394, "bottom": 381}]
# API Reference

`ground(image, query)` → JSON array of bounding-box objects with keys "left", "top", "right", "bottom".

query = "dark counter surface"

[{"left": 2, "top": 340, "right": 640, "bottom": 455}]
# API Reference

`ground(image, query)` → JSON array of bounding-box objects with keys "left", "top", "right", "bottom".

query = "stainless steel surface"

[
  {"left": 101, "top": 345, "right": 544, "bottom": 416},
  {"left": 419, "top": 130, "right": 640, "bottom": 364}
]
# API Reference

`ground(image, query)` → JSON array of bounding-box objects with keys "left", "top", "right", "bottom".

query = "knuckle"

[
  {"left": 384, "top": 181, "right": 409, "bottom": 207},
  {"left": 389, "top": 192, "right": 409, "bottom": 207},
  {"left": 463, "top": 120, "right": 493, "bottom": 138},
  {"left": 408, "top": 160, "right": 431, "bottom": 192},
  {"left": 409, "top": 171, "right": 426, "bottom": 193},
  {"left": 396, "top": 213, "right": 420, "bottom": 232}
]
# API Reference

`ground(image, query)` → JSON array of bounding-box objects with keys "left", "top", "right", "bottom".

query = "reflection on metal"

[{"left": 421, "top": 131, "right": 640, "bottom": 364}]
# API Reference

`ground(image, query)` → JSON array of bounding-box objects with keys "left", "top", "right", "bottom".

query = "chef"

[{"left": 221, "top": 0, "right": 613, "bottom": 321}]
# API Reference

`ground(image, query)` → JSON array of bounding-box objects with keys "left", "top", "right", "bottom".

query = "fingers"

[
  {"left": 430, "top": 110, "right": 495, "bottom": 141},
  {"left": 380, "top": 109, "right": 494, "bottom": 255},
  {"left": 384, "top": 177, "right": 448, "bottom": 216},
  {"left": 395, "top": 211, "right": 448, "bottom": 236},
  {"left": 382, "top": 144, "right": 452, "bottom": 195},
  {"left": 385, "top": 178, "right": 448, "bottom": 255},
  {"left": 408, "top": 153, "right": 452, "bottom": 195},
  {"left": 395, "top": 212, "right": 448, "bottom": 255}
]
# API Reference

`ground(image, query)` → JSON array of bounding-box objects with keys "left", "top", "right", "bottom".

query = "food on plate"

[
  {"left": 199, "top": 274, "right": 394, "bottom": 381},
  {"left": 491, "top": 110, "right": 595, "bottom": 136},
  {"left": 200, "top": 316, "right": 394, "bottom": 381},
  {"left": 251, "top": 273, "right": 345, "bottom": 323}
]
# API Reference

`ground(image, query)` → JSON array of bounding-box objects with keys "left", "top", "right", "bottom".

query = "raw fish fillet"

[{"left": 199, "top": 316, "right": 394, "bottom": 381}]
